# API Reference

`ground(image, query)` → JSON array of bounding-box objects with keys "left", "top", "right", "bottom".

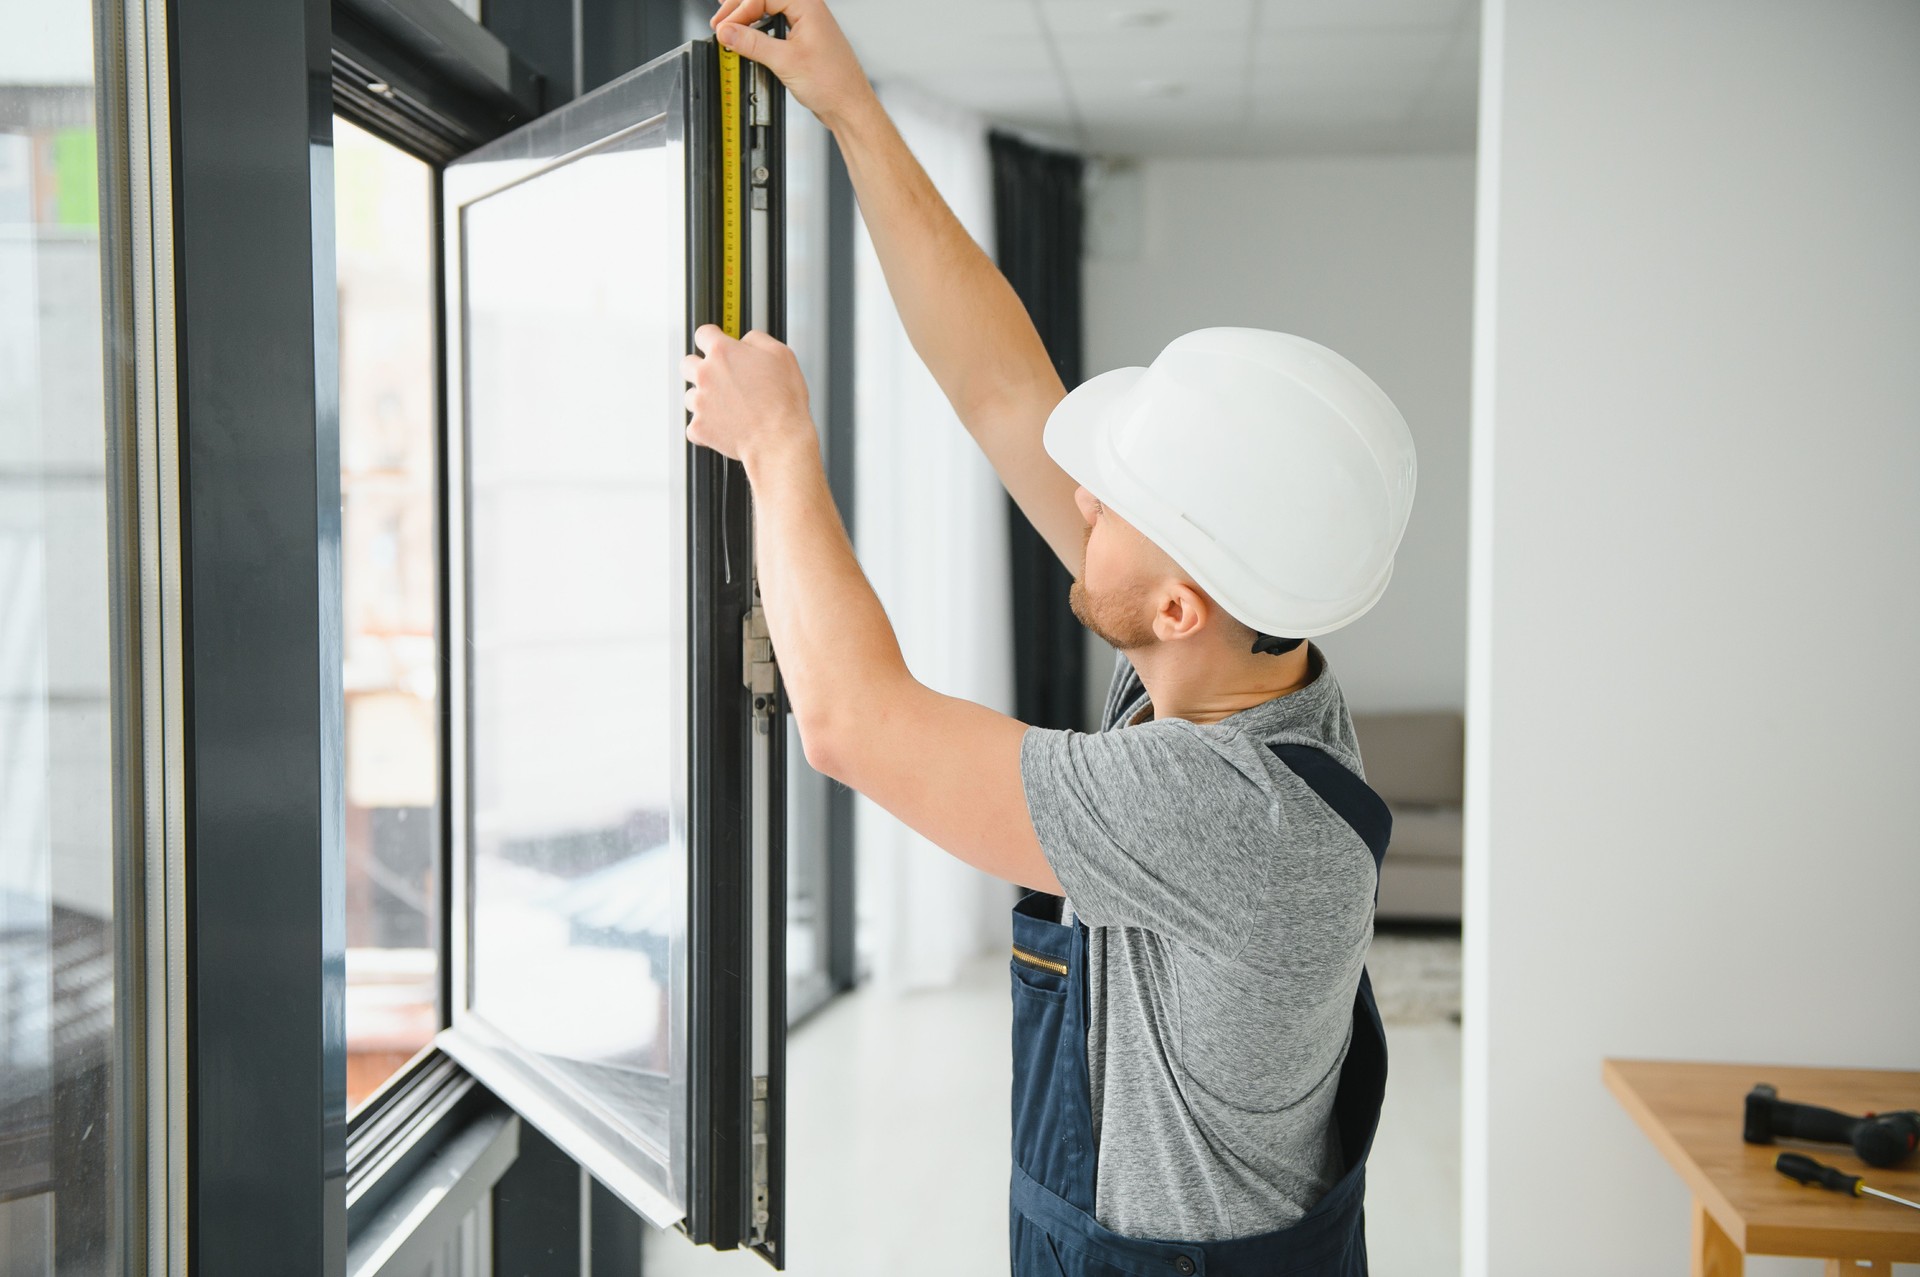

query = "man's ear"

[{"left": 1154, "top": 582, "right": 1211, "bottom": 644}]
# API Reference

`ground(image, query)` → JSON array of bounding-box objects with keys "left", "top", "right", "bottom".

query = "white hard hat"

[{"left": 1044, "top": 327, "right": 1416, "bottom": 639}]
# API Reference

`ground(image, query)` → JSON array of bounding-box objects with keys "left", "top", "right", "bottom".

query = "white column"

[{"left": 1466, "top": 3, "right": 1920, "bottom": 1273}]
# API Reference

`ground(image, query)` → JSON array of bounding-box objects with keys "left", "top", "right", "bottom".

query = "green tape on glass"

[{"left": 52, "top": 128, "right": 98, "bottom": 228}]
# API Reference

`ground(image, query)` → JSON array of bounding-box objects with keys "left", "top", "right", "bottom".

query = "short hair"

[
  {"left": 1212, "top": 598, "right": 1302, "bottom": 656},
  {"left": 1250, "top": 633, "right": 1305, "bottom": 656}
]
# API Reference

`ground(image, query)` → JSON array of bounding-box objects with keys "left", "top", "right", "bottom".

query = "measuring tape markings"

[{"left": 718, "top": 41, "right": 744, "bottom": 340}]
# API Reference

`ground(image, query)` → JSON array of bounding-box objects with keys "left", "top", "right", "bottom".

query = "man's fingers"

[
  {"left": 714, "top": 0, "right": 799, "bottom": 28},
  {"left": 681, "top": 352, "right": 702, "bottom": 383},
  {"left": 710, "top": 0, "right": 760, "bottom": 30},
  {"left": 717, "top": 20, "right": 788, "bottom": 74},
  {"left": 692, "top": 323, "right": 730, "bottom": 355},
  {"left": 709, "top": 0, "right": 751, "bottom": 28}
]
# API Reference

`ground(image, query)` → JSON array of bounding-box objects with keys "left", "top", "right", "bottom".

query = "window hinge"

[
  {"left": 749, "top": 65, "right": 771, "bottom": 209},
  {"left": 749, "top": 63, "right": 773, "bottom": 127},
  {"left": 749, "top": 145, "right": 769, "bottom": 210},
  {"left": 743, "top": 603, "right": 778, "bottom": 732},
  {"left": 749, "top": 1074, "right": 772, "bottom": 1250}
]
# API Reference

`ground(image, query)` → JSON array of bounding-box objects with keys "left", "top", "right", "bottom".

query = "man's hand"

[
  {"left": 698, "top": 339, "right": 1062, "bottom": 898},
  {"left": 716, "top": 0, "right": 1082, "bottom": 576},
  {"left": 710, "top": 0, "right": 877, "bottom": 132},
  {"left": 682, "top": 325, "right": 817, "bottom": 469}
]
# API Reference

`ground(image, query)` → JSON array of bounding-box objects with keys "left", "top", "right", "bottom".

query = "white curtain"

[{"left": 851, "top": 84, "right": 1016, "bottom": 991}]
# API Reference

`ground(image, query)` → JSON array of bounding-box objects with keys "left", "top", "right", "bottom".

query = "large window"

[
  {"left": 438, "top": 48, "right": 787, "bottom": 1249},
  {"left": 335, "top": 115, "right": 443, "bottom": 1111},
  {"left": 461, "top": 117, "right": 691, "bottom": 1174},
  {"left": 327, "top": 14, "right": 852, "bottom": 1266},
  {"left": 0, "top": 2, "right": 124, "bottom": 1268},
  {"left": 9, "top": 0, "right": 853, "bottom": 1270}
]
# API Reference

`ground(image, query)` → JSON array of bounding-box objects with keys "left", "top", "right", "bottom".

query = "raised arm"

[
  {"left": 712, "top": 0, "right": 1087, "bottom": 574},
  {"left": 682, "top": 327, "right": 1063, "bottom": 894}
]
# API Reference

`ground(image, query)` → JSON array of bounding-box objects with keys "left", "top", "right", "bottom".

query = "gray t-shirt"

[{"left": 1018, "top": 648, "right": 1377, "bottom": 1243}]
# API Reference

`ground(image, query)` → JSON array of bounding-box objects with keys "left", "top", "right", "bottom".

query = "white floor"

[{"left": 642, "top": 935, "right": 1463, "bottom": 1277}]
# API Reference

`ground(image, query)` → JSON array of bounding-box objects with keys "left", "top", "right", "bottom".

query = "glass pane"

[
  {"left": 462, "top": 120, "right": 689, "bottom": 1196},
  {"left": 334, "top": 116, "right": 442, "bottom": 1111},
  {"left": 782, "top": 104, "right": 833, "bottom": 1016},
  {"left": 0, "top": 1, "right": 122, "bottom": 1269}
]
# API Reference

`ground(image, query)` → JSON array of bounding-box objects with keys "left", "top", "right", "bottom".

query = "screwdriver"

[{"left": 1776, "top": 1153, "right": 1920, "bottom": 1212}]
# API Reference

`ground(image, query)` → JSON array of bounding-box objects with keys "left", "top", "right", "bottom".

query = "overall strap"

[
  {"left": 1267, "top": 743, "right": 1392, "bottom": 872},
  {"left": 1268, "top": 741, "right": 1392, "bottom": 1180}
]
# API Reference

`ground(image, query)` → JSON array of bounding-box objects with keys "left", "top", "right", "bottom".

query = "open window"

[{"left": 438, "top": 34, "right": 788, "bottom": 1264}]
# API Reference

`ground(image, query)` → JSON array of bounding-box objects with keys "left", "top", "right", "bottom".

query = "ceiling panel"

[
  {"left": 831, "top": 0, "right": 1054, "bottom": 76},
  {"left": 830, "top": 0, "right": 1481, "bottom": 158},
  {"left": 1039, "top": 0, "right": 1257, "bottom": 33},
  {"left": 1058, "top": 35, "right": 1247, "bottom": 84},
  {"left": 1255, "top": 85, "right": 1420, "bottom": 119},
  {"left": 1254, "top": 26, "right": 1458, "bottom": 74},
  {"left": 1071, "top": 88, "right": 1251, "bottom": 130},
  {"left": 1259, "top": 0, "right": 1469, "bottom": 30},
  {"left": 908, "top": 70, "right": 1078, "bottom": 117}
]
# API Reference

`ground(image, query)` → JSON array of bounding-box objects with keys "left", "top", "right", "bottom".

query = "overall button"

[{"left": 1174, "top": 1257, "right": 1196, "bottom": 1275}]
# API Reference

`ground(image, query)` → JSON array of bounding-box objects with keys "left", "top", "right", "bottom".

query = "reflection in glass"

[
  {"left": 334, "top": 116, "right": 443, "bottom": 1110},
  {"left": 1, "top": 1, "right": 121, "bottom": 1268},
  {"left": 462, "top": 123, "right": 688, "bottom": 1192},
  {"left": 782, "top": 105, "right": 835, "bottom": 1019}
]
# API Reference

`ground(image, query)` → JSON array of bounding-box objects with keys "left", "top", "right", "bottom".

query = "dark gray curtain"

[{"left": 990, "top": 130, "right": 1087, "bottom": 731}]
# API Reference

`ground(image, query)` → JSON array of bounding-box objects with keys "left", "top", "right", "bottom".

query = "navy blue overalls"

[{"left": 1009, "top": 742, "right": 1392, "bottom": 1277}]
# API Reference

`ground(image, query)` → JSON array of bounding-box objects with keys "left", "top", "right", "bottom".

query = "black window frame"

[
  {"left": 168, "top": 0, "right": 856, "bottom": 1265},
  {"left": 170, "top": 0, "right": 349, "bottom": 1266},
  {"left": 435, "top": 39, "right": 780, "bottom": 1243},
  {"left": 323, "top": 0, "right": 852, "bottom": 1270}
]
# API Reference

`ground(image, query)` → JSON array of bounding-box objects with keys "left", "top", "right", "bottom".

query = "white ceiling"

[{"left": 830, "top": 0, "right": 1480, "bottom": 157}]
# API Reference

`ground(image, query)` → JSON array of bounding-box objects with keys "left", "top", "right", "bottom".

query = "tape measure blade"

[{"left": 718, "top": 42, "right": 743, "bottom": 339}]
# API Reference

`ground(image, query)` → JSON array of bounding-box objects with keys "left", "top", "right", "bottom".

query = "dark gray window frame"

[
  {"left": 167, "top": 0, "right": 544, "bottom": 1269},
  {"left": 822, "top": 138, "right": 859, "bottom": 1001},
  {"left": 170, "top": 0, "right": 346, "bottom": 1266},
  {"left": 169, "top": 0, "right": 857, "bottom": 1268}
]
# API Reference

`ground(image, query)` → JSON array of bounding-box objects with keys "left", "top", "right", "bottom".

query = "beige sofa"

[{"left": 1350, "top": 712, "right": 1463, "bottom": 923}]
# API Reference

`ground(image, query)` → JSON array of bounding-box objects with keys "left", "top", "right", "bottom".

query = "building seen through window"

[
  {"left": 1, "top": 8, "right": 119, "bottom": 1266},
  {"left": 335, "top": 115, "right": 441, "bottom": 1110}
]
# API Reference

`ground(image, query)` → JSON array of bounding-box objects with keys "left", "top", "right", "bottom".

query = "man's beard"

[{"left": 1068, "top": 579, "right": 1159, "bottom": 651}]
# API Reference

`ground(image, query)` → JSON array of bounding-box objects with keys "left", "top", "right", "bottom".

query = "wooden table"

[{"left": 1604, "top": 1059, "right": 1920, "bottom": 1276}]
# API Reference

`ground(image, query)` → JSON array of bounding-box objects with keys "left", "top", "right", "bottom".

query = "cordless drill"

[{"left": 1743, "top": 1083, "right": 1920, "bottom": 1169}]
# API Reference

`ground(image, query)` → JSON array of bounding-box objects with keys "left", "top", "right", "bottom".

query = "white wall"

[
  {"left": 1466, "top": 3, "right": 1920, "bottom": 1275},
  {"left": 1084, "top": 153, "right": 1476, "bottom": 716}
]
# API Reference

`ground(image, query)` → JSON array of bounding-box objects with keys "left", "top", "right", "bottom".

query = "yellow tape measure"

[{"left": 718, "top": 41, "right": 744, "bottom": 339}]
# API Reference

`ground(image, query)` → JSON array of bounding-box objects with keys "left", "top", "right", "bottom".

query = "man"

[{"left": 685, "top": 1, "right": 1418, "bottom": 1272}]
